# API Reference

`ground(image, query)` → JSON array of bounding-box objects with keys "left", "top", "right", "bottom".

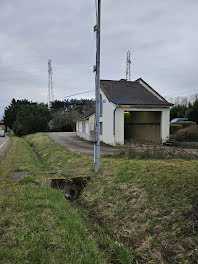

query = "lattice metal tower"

[
  {"left": 48, "top": 59, "right": 54, "bottom": 107},
  {"left": 126, "top": 50, "right": 131, "bottom": 81}
]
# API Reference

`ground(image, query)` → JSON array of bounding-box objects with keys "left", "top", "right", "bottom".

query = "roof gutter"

[
  {"left": 113, "top": 108, "right": 117, "bottom": 136},
  {"left": 115, "top": 104, "right": 173, "bottom": 108}
]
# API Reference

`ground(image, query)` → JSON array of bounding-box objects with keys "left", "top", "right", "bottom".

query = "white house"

[{"left": 76, "top": 78, "right": 173, "bottom": 146}]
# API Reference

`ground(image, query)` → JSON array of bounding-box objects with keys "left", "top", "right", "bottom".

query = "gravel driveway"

[{"left": 46, "top": 132, "right": 116, "bottom": 156}]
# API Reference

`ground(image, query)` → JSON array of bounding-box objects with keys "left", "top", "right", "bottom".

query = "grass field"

[
  {"left": 0, "top": 135, "right": 106, "bottom": 264},
  {"left": 1, "top": 133, "right": 198, "bottom": 264}
]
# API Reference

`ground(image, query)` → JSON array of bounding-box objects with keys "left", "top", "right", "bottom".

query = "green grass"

[
  {"left": 24, "top": 133, "right": 198, "bottom": 264},
  {"left": 1, "top": 132, "right": 198, "bottom": 264},
  {"left": 0, "top": 135, "right": 106, "bottom": 264},
  {"left": 112, "top": 241, "right": 134, "bottom": 264}
]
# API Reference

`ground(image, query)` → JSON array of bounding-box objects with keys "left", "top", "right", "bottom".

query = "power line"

[
  {"left": 164, "top": 89, "right": 198, "bottom": 97},
  {"left": 63, "top": 88, "right": 198, "bottom": 101},
  {"left": 64, "top": 90, "right": 95, "bottom": 98},
  {"left": 63, "top": 87, "right": 198, "bottom": 101}
]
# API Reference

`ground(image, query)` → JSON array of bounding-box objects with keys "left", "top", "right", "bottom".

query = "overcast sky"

[{"left": 0, "top": 0, "right": 198, "bottom": 118}]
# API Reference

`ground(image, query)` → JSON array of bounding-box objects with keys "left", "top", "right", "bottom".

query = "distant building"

[{"left": 76, "top": 79, "right": 173, "bottom": 145}]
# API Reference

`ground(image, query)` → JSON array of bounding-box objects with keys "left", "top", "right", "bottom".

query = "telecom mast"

[
  {"left": 48, "top": 59, "right": 54, "bottom": 107},
  {"left": 126, "top": 50, "right": 131, "bottom": 81}
]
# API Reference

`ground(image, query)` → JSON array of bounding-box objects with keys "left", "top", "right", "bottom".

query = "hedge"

[
  {"left": 175, "top": 125, "right": 198, "bottom": 142},
  {"left": 176, "top": 121, "right": 196, "bottom": 128},
  {"left": 170, "top": 124, "right": 183, "bottom": 135}
]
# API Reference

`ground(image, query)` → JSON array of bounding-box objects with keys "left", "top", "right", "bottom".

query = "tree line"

[
  {"left": 4, "top": 98, "right": 94, "bottom": 136},
  {"left": 4, "top": 96, "right": 197, "bottom": 137},
  {"left": 170, "top": 98, "right": 198, "bottom": 123}
]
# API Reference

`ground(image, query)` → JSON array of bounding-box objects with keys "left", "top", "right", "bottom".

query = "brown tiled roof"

[
  {"left": 76, "top": 79, "right": 172, "bottom": 121},
  {"left": 101, "top": 79, "right": 173, "bottom": 106},
  {"left": 76, "top": 107, "right": 95, "bottom": 121}
]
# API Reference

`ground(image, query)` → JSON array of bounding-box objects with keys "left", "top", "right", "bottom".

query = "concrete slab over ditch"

[{"left": 11, "top": 172, "right": 29, "bottom": 181}]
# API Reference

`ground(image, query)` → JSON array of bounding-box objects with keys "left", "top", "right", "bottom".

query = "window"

[
  {"left": 100, "top": 122, "right": 103, "bottom": 135},
  {"left": 100, "top": 94, "right": 103, "bottom": 116}
]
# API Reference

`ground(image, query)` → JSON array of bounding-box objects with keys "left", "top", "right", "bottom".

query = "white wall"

[
  {"left": 88, "top": 114, "right": 95, "bottom": 133},
  {"left": 76, "top": 120, "right": 88, "bottom": 140},
  {"left": 76, "top": 91, "right": 116, "bottom": 145},
  {"left": 100, "top": 90, "right": 115, "bottom": 145},
  {"left": 161, "top": 108, "right": 170, "bottom": 143},
  {"left": 76, "top": 114, "right": 95, "bottom": 141},
  {"left": 76, "top": 96, "right": 171, "bottom": 146},
  {"left": 78, "top": 121, "right": 82, "bottom": 133},
  {"left": 115, "top": 107, "right": 124, "bottom": 145}
]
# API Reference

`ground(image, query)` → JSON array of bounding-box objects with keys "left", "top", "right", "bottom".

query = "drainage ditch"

[
  {"left": 25, "top": 140, "right": 90, "bottom": 201},
  {"left": 49, "top": 176, "right": 90, "bottom": 201}
]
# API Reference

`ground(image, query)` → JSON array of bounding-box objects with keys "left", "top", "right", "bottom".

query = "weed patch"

[
  {"left": 112, "top": 241, "right": 134, "bottom": 264},
  {"left": 117, "top": 142, "right": 197, "bottom": 160}
]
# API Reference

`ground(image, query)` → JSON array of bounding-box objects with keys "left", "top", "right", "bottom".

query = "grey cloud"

[{"left": 0, "top": 0, "right": 198, "bottom": 118}]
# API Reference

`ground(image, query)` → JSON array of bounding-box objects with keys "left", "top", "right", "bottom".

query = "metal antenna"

[
  {"left": 126, "top": 50, "right": 131, "bottom": 81},
  {"left": 48, "top": 59, "right": 54, "bottom": 107}
]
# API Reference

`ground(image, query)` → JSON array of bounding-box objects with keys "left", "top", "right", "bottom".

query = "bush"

[
  {"left": 175, "top": 125, "right": 198, "bottom": 142},
  {"left": 13, "top": 104, "right": 51, "bottom": 136},
  {"left": 49, "top": 110, "right": 78, "bottom": 132},
  {"left": 186, "top": 99, "right": 198, "bottom": 124},
  {"left": 177, "top": 121, "right": 196, "bottom": 128},
  {"left": 170, "top": 105, "right": 188, "bottom": 121},
  {"left": 170, "top": 124, "right": 183, "bottom": 134},
  {"left": 4, "top": 99, "right": 34, "bottom": 129}
]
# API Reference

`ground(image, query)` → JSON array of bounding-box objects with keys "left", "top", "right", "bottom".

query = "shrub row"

[
  {"left": 170, "top": 121, "right": 196, "bottom": 135},
  {"left": 175, "top": 125, "right": 198, "bottom": 142}
]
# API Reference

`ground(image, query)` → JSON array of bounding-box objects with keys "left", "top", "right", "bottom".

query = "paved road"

[
  {"left": 46, "top": 132, "right": 198, "bottom": 158},
  {"left": 46, "top": 132, "right": 117, "bottom": 156},
  {"left": 0, "top": 136, "right": 10, "bottom": 158}
]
